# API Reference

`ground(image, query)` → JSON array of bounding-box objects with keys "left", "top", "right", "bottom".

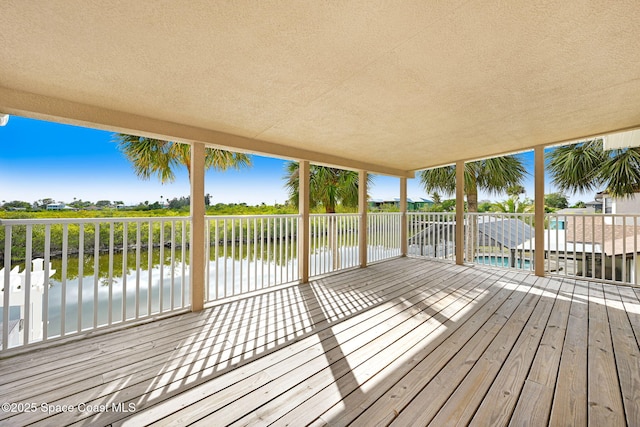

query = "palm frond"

[{"left": 546, "top": 139, "right": 606, "bottom": 194}]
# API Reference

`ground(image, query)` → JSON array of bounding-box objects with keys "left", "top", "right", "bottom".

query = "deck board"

[{"left": 0, "top": 257, "right": 638, "bottom": 427}]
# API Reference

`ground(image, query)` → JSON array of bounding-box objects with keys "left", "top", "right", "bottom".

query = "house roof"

[
  {"left": 1, "top": 2, "right": 640, "bottom": 176},
  {"left": 411, "top": 216, "right": 532, "bottom": 250},
  {"left": 544, "top": 214, "right": 640, "bottom": 255}
]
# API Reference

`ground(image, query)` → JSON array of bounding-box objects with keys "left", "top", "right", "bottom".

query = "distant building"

[
  {"left": 46, "top": 203, "right": 65, "bottom": 210},
  {"left": 369, "top": 197, "right": 433, "bottom": 211},
  {"left": 596, "top": 190, "right": 640, "bottom": 225}
]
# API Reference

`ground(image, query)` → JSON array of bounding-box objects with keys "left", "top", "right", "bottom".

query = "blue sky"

[{"left": 0, "top": 116, "right": 587, "bottom": 206}]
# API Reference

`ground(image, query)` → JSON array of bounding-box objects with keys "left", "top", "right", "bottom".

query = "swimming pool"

[{"left": 474, "top": 255, "right": 532, "bottom": 270}]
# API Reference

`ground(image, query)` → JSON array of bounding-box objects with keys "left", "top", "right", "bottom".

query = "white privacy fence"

[{"left": 0, "top": 217, "right": 191, "bottom": 351}]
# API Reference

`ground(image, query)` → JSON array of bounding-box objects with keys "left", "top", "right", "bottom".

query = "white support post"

[
  {"left": 298, "top": 161, "right": 310, "bottom": 283},
  {"left": 455, "top": 161, "right": 465, "bottom": 265},
  {"left": 359, "top": 170, "right": 368, "bottom": 268},
  {"left": 400, "top": 177, "right": 408, "bottom": 256},
  {"left": 190, "top": 141, "right": 206, "bottom": 311},
  {"left": 534, "top": 146, "right": 545, "bottom": 277}
]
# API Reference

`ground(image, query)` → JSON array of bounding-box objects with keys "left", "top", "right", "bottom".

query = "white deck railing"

[
  {"left": 0, "top": 217, "right": 190, "bottom": 351},
  {"left": 4, "top": 210, "right": 638, "bottom": 353},
  {"left": 204, "top": 215, "right": 299, "bottom": 302},
  {"left": 407, "top": 212, "right": 457, "bottom": 261},
  {"left": 368, "top": 212, "right": 402, "bottom": 263},
  {"left": 544, "top": 213, "right": 640, "bottom": 285},
  {"left": 310, "top": 213, "right": 360, "bottom": 276},
  {"left": 465, "top": 212, "right": 535, "bottom": 272}
]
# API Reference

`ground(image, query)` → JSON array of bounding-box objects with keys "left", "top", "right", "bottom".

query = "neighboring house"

[
  {"left": 369, "top": 197, "right": 433, "bottom": 211},
  {"left": 550, "top": 207, "right": 596, "bottom": 230},
  {"left": 46, "top": 203, "right": 65, "bottom": 210},
  {"left": 585, "top": 200, "right": 602, "bottom": 212},
  {"left": 519, "top": 215, "right": 640, "bottom": 284},
  {"left": 596, "top": 190, "right": 640, "bottom": 224},
  {"left": 409, "top": 215, "right": 533, "bottom": 267}
]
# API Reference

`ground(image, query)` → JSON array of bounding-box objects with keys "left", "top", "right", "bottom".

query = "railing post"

[
  {"left": 455, "top": 161, "right": 465, "bottom": 265},
  {"left": 400, "top": 177, "right": 408, "bottom": 256},
  {"left": 534, "top": 146, "right": 545, "bottom": 277},
  {"left": 359, "top": 170, "right": 368, "bottom": 268},
  {"left": 190, "top": 141, "right": 206, "bottom": 311},
  {"left": 298, "top": 161, "right": 310, "bottom": 283}
]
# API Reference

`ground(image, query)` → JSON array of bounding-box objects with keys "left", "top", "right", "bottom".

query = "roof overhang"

[{"left": 1, "top": 1, "right": 640, "bottom": 177}]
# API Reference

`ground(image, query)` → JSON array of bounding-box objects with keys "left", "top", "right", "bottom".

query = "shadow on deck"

[{"left": 0, "top": 257, "right": 638, "bottom": 426}]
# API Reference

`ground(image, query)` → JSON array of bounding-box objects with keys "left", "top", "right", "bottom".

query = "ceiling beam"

[{"left": 0, "top": 86, "right": 414, "bottom": 178}]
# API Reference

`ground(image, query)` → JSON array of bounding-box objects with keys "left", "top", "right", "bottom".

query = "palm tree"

[
  {"left": 419, "top": 155, "right": 527, "bottom": 261},
  {"left": 284, "top": 162, "right": 374, "bottom": 270},
  {"left": 546, "top": 138, "right": 640, "bottom": 198},
  {"left": 115, "top": 134, "right": 251, "bottom": 183},
  {"left": 419, "top": 156, "right": 527, "bottom": 213},
  {"left": 283, "top": 162, "right": 373, "bottom": 213},
  {"left": 491, "top": 197, "right": 534, "bottom": 214}
]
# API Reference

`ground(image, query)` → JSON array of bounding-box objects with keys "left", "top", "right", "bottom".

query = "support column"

[
  {"left": 298, "top": 161, "right": 310, "bottom": 283},
  {"left": 534, "top": 146, "right": 545, "bottom": 277},
  {"left": 190, "top": 142, "right": 206, "bottom": 311},
  {"left": 455, "top": 161, "right": 465, "bottom": 265},
  {"left": 400, "top": 177, "right": 408, "bottom": 256},
  {"left": 359, "top": 170, "right": 368, "bottom": 268}
]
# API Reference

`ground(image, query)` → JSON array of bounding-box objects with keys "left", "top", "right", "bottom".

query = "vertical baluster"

[
  {"left": 23, "top": 225, "right": 33, "bottom": 344},
  {"left": 254, "top": 218, "right": 258, "bottom": 290},
  {"left": 310, "top": 216, "right": 315, "bottom": 276},
  {"left": 231, "top": 218, "right": 236, "bottom": 295},
  {"left": 108, "top": 222, "right": 114, "bottom": 325},
  {"left": 181, "top": 220, "right": 186, "bottom": 308},
  {"left": 245, "top": 218, "right": 253, "bottom": 292},
  {"left": 267, "top": 217, "right": 272, "bottom": 284},
  {"left": 43, "top": 225, "right": 50, "bottom": 341},
  {"left": 169, "top": 220, "right": 175, "bottom": 311},
  {"left": 634, "top": 216, "right": 638, "bottom": 285},
  {"left": 147, "top": 220, "right": 153, "bottom": 316},
  {"left": 622, "top": 216, "right": 627, "bottom": 283},
  {"left": 601, "top": 215, "right": 606, "bottom": 282},
  {"left": 122, "top": 221, "right": 128, "bottom": 320},
  {"left": 581, "top": 215, "right": 586, "bottom": 277},
  {"left": 77, "top": 224, "right": 83, "bottom": 331},
  {"left": 590, "top": 215, "right": 595, "bottom": 280},
  {"left": 612, "top": 216, "right": 617, "bottom": 283},
  {"left": 279, "top": 217, "right": 283, "bottom": 282},
  {"left": 159, "top": 220, "right": 165, "bottom": 311},
  {"left": 61, "top": 224, "right": 68, "bottom": 336},
  {"left": 93, "top": 223, "right": 99, "bottom": 327},
  {"left": 223, "top": 219, "right": 228, "bottom": 297},
  {"left": 285, "top": 217, "right": 290, "bottom": 282},
  {"left": 2, "top": 225, "right": 11, "bottom": 350},
  {"left": 239, "top": 218, "right": 243, "bottom": 293},
  {"left": 205, "top": 218, "right": 210, "bottom": 302},
  {"left": 214, "top": 219, "right": 219, "bottom": 300},
  {"left": 135, "top": 221, "right": 141, "bottom": 318},
  {"left": 261, "top": 218, "right": 265, "bottom": 288}
]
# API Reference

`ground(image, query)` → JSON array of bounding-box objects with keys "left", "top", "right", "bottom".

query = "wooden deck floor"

[{"left": 1, "top": 257, "right": 639, "bottom": 426}]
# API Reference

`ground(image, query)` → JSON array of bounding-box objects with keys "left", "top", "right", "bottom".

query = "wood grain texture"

[{"left": 0, "top": 258, "right": 637, "bottom": 427}]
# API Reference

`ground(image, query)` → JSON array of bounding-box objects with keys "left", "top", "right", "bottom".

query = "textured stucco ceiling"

[{"left": 1, "top": 1, "right": 640, "bottom": 176}]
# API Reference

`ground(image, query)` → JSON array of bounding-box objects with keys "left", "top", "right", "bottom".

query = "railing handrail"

[
  {"left": 0, "top": 216, "right": 191, "bottom": 226},
  {"left": 546, "top": 212, "right": 640, "bottom": 217},
  {"left": 310, "top": 213, "right": 359, "bottom": 218},
  {"left": 205, "top": 214, "right": 300, "bottom": 220}
]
